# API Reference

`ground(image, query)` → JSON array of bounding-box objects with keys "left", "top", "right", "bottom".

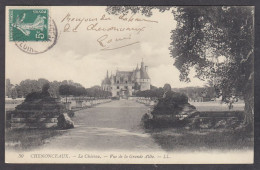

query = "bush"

[
  {"left": 167, "top": 91, "right": 188, "bottom": 104},
  {"left": 151, "top": 91, "right": 189, "bottom": 116}
]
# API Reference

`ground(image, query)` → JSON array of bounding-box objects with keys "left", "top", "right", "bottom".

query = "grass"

[
  {"left": 144, "top": 127, "right": 253, "bottom": 152},
  {"left": 5, "top": 128, "right": 66, "bottom": 151},
  {"left": 5, "top": 103, "right": 20, "bottom": 111},
  {"left": 190, "top": 101, "right": 244, "bottom": 112}
]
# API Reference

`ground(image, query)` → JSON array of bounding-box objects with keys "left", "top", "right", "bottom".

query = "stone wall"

[
  {"left": 10, "top": 111, "right": 59, "bottom": 129},
  {"left": 64, "top": 99, "right": 112, "bottom": 110},
  {"left": 9, "top": 98, "right": 111, "bottom": 129}
]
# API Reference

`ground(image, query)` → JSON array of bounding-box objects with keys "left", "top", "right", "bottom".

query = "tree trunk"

[
  {"left": 243, "top": 92, "right": 254, "bottom": 130},
  {"left": 242, "top": 72, "right": 254, "bottom": 131}
]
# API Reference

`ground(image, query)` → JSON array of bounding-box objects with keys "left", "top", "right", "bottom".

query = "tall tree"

[{"left": 171, "top": 7, "right": 254, "bottom": 129}]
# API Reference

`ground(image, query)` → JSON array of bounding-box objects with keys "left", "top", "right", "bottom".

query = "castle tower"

[
  {"left": 135, "top": 64, "right": 140, "bottom": 82},
  {"left": 139, "top": 59, "right": 150, "bottom": 91}
]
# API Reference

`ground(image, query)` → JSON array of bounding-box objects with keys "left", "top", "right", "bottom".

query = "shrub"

[
  {"left": 168, "top": 92, "right": 188, "bottom": 104},
  {"left": 151, "top": 91, "right": 189, "bottom": 116}
]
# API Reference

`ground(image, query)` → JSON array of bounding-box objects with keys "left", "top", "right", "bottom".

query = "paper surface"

[{"left": 5, "top": 6, "right": 254, "bottom": 164}]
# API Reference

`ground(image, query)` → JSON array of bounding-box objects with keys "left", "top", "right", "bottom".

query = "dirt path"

[{"left": 40, "top": 100, "right": 163, "bottom": 152}]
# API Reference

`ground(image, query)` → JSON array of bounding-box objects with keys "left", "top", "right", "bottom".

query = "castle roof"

[
  {"left": 140, "top": 68, "right": 150, "bottom": 79},
  {"left": 116, "top": 71, "right": 133, "bottom": 82},
  {"left": 102, "top": 77, "right": 111, "bottom": 84},
  {"left": 116, "top": 71, "right": 133, "bottom": 76}
]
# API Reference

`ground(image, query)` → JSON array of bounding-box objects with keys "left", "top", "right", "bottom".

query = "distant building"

[{"left": 101, "top": 60, "right": 151, "bottom": 97}]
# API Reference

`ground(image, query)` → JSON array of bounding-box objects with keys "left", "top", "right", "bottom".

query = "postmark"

[
  {"left": 9, "top": 9, "right": 49, "bottom": 41},
  {"left": 14, "top": 17, "right": 58, "bottom": 54}
]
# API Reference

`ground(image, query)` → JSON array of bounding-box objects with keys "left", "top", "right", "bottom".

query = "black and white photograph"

[{"left": 5, "top": 6, "right": 254, "bottom": 164}]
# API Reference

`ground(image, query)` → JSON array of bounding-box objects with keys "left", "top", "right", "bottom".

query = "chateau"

[{"left": 101, "top": 60, "right": 151, "bottom": 97}]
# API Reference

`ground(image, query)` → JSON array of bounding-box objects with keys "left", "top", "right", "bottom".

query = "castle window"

[
  {"left": 117, "top": 86, "right": 119, "bottom": 89},
  {"left": 117, "top": 80, "right": 119, "bottom": 84},
  {"left": 125, "top": 86, "right": 128, "bottom": 89},
  {"left": 125, "top": 81, "right": 127, "bottom": 84}
]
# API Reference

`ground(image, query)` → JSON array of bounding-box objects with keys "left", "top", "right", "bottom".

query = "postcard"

[{"left": 5, "top": 6, "right": 254, "bottom": 164}]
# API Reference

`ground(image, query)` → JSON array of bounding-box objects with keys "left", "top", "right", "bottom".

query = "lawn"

[
  {"left": 145, "top": 127, "right": 253, "bottom": 152},
  {"left": 5, "top": 103, "right": 20, "bottom": 111},
  {"left": 5, "top": 128, "right": 66, "bottom": 151},
  {"left": 190, "top": 101, "right": 244, "bottom": 112}
]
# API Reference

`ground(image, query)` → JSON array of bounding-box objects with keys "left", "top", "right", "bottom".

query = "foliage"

[
  {"left": 5, "top": 79, "right": 12, "bottom": 98},
  {"left": 6, "top": 78, "right": 85, "bottom": 99},
  {"left": 150, "top": 84, "right": 158, "bottom": 90},
  {"left": 59, "top": 84, "right": 78, "bottom": 97},
  {"left": 165, "top": 91, "right": 188, "bottom": 104},
  {"left": 85, "top": 85, "right": 112, "bottom": 98},
  {"left": 173, "top": 86, "right": 216, "bottom": 102},
  {"left": 151, "top": 91, "right": 189, "bottom": 116},
  {"left": 171, "top": 6, "right": 254, "bottom": 127},
  {"left": 135, "top": 88, "right": 164, "bottom": 98},
  {"left": 163, "top": 83, "right": 172, "bottom": 92},
  {"left": 10, "top": 87, "right": 18, "bottom": 99},
  {"left": 106, "top": 6, "right": 171, "bottom": 17},
  {"left": 6, "top": 78, "right": 112, "bottom": 100}
]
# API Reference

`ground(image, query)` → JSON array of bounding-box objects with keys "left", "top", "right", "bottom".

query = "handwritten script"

[{"left": 61, "top": 13, "right": 158, "bottom": 50}]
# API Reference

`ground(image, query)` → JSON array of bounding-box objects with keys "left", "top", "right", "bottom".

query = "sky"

[{"left": 6, "top": 6, "right": 206, "bottom": 88}]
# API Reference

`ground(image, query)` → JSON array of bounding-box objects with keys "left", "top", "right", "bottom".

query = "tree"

[
  {"left": 150, "top": 85, "right": 158, "bottom": 90},
  {"left": 15, "top": 84, "right": 24, "bottom": 98},
  {"left": 135, "top": 87, "right": 164, "bottom": 98},
  {"left": 59, "top": 85, "right": 73, "bottom": 103},
  {"left": 171, "top": 7, "right": 254, "bottom": 129},
  {"left": 106, "top": 6, "right": 254, "bottom": 130},
  {"left": 19, "top": 79, "right": 41, "bottom": 96},
  {"left": 74, "top": 87, "right": 87, "bottom": 97},
  {"left": 49, "top": 81, "right": 61, "bottom": 98},
  {"left": 5, "top": 79, "right": 12, "bottom": 98},
  {"left": 10, "top": 87, "right": 18, "bottom": 99},
  {"left": 163, "top": 84, "right": 171, "bottom": 92}
]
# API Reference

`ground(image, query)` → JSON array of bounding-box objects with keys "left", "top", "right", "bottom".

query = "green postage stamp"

[{"left": 9, "top": 9, "right": 49, "bottom": 41}]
